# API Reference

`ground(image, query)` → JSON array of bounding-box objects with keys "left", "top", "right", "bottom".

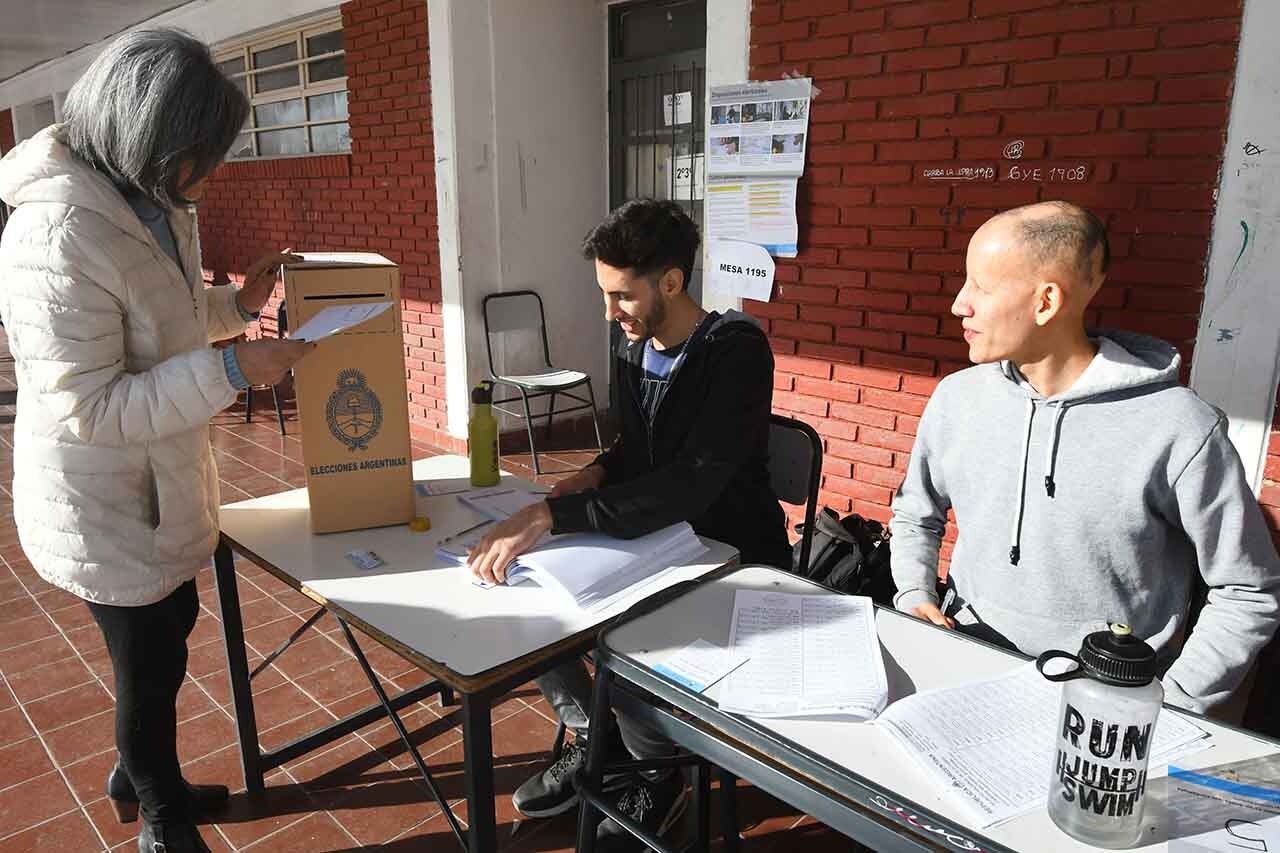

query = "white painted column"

[
  {"left": 429, "top": 0, "right": 610, "bottom": 439},
  {"left": 427, "top": 0, "right": 500, "bottom": 438},
  {"left": 702, "top": 0, "right": 751, "bottom": 314},
  {"left": 1190, "top": 0, "right": 1280, "bottom": 493}
]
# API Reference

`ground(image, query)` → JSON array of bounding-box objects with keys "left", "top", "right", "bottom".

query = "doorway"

[{"left": 608, "top": 0, "right": 707, "bottom": 301}]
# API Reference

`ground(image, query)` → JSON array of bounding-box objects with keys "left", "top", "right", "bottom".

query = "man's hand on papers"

[
  {"left": 467, "top": 502, "right": 554, "bottom": 585},
  {"left": 549, "top": 464, "right": 606, "bottom": 498},
  {"left": 909, "top": 602, "right": 956, "bottom": 630}
]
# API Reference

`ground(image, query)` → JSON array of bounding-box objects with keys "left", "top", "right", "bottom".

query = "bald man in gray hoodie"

[{"left": 890, "top": 201, "right": 1280, "bottom": 714}]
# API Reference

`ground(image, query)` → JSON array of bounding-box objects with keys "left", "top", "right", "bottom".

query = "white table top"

[
  {"left": 604, "top": 565, "right": 1280, "bottom": 853},
  {"left": 218, "top": 455, "right": 738, "bottom": 687}
]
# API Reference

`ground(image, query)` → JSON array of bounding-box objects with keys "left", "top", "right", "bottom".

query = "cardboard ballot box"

[{"left": 283, "top": 253, "right": 414, "bottom": 533}]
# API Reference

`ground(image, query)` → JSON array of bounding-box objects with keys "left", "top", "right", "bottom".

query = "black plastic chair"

[
  {"left": 768, "top": 413, "right": 824, "bottom": 576},
  {"left": 244, "top": 300, "right": 289, "bottom": 434},
  {"left": 482, "top": 290, "right": 604, "bottom": 474}
]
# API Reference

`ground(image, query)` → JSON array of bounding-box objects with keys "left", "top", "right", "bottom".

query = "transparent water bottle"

[{"left": 1037, "top": 624, "right": 1163, "bottom": 849}]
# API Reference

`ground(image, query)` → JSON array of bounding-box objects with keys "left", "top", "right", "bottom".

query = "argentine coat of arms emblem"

[{"left": 326, "top": 368, "right": 383, "bottom": 451}]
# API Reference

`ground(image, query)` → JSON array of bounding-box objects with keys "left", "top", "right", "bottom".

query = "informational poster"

[
  {"left": 708, "top": 239, "right": 776, "bottom": 302},
  {"left": 708, "top": 77, "right": 811, "bottom": 178},
  {"left": 705, "top": 177, "right": 798, "bottom": 257}
]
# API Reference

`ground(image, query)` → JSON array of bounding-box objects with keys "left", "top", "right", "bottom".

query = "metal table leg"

[
  {"left": 575, "top": 664, "right": 616, "bottom": 853},
  {"left": 214, "top": 539, "right": 265, "bottom": 796},
  {"left": 462, "top": 693, "right": 498, "bottom": 853},
  {"left": 719, "top": 768, "right": 740, "bottom": 853},
  {"left": 338, "top": 619, "right": 468, "bottom": 852}
]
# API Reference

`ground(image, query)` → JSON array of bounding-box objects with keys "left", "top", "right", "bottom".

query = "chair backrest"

[
  {"left": 482, "top": 290, "right": 552, "bottom": 375},
  {"left": 767, "top": 414, "right": 823, "bottom": 576}
]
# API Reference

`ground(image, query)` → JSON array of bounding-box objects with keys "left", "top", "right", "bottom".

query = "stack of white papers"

[
  {"left": 500, "top": 523, "right": 707, "bottom": 612},
  {"left": 875, "top": 663, "right": 1212, "bottom": 828},
  {"left": 717, "top": 591, "right": 888, "bottom": 719},
  {"left": 438, "top": 515, "right": 707, "bottom": 612}
]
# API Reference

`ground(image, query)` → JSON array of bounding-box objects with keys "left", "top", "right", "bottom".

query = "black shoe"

[
  {"left": 594, "top": 773, "right": 688, "bottom": 852},
  {"left": 137, "top": 821, "right": 212, "bottom": 853},
  {"left": 513, "top": 733, "right": 629, "bottom": 818},
  {"left": 108, "top": 762, "right": 230, "bottom": 824}
]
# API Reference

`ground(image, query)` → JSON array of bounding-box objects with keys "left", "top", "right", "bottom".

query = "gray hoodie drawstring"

[
  {"left": 1045, "top": 402, "right": 1068, "bottom": 498},
  {"left": 1011, "top": 399, "right": 1069, "bottom": 565},
  {"left": 1010, "top": 399, "right": 1036, "bottom": 566}
]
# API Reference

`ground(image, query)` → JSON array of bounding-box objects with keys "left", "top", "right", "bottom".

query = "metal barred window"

[{"left": 215, "top": 19, "right": 349, "bottom": 160}]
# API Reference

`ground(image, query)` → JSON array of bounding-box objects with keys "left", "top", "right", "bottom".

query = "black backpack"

[{"left": 792, "top": 507, "right": 896, "bottom": 606}]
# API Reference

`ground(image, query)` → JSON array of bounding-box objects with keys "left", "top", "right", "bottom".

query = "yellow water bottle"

[{"left": 469, "top": 380, "right": 500, "bottom": 487}]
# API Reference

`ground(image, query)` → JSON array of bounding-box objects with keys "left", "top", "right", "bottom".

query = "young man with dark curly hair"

[{"left": 468, "top": 198, "right": 789, "bottom": 850}]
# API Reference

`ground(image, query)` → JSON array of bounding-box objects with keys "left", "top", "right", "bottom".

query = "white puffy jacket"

[{"left": 0, "top": 128, "right": 248, "bottom": 606}]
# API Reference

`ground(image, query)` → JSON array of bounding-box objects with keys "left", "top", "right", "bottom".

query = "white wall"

[
  {"left": 431, "top": 0, "right": 609, "bottom": 439},
  {"left": 488, "top": 0, "right": 609, "bottom": 418},
  {"left": 702, "top": 0, "right": 750, "bottom": 315},
  {"left": 1190, "top": 0, "right": 1280, "bottom": 492},
  {"left": 0, "top": 0, "right": 341, "bottom": 113}
]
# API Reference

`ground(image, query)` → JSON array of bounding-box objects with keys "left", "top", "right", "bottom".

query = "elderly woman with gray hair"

[{"left": 0, "top": 28, "right": 315, "bottom": 853}]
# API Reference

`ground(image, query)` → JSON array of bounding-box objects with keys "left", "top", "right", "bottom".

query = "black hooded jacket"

[{"left": 547, "top": 310, "right": 791, "bottom": 568}]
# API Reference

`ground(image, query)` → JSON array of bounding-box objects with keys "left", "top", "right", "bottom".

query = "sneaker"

[
  {"left": 512, "top": 738, "right": 588, "bottom": 818},
  {"left": 594, "top": 773, "right": 688, "bottom": 852},
  {"left": 512, "top": 734, "right": 628, "bottom": 818}
]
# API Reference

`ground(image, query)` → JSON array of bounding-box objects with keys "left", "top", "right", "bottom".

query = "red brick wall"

[
  {"left": 750, "top": 0, "right": 1244, "bottom": 552},
  {"left": 0, "top": 109, "right": 14, "bottom": 154},
  {"left": 199, "top": 0, "right": 457, "bottom": 451},
  {"left": 1262, "top": 393, "right": 1280, "bottom": 552}
]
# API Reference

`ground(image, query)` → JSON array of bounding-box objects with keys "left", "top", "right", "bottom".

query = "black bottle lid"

[
  {"left": 1078, "top": 624, "right": 1159, "bottom": 687},
  {"left": 471, "top": 380, "right": 493, "bottom": 405}
]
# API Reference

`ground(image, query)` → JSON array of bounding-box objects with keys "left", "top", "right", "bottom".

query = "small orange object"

[{"left": 409, "top": 516, "right": 432, "bottom": 532}]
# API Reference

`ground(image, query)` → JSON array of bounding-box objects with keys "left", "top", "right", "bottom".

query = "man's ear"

[
  {"left": 1034, "top": 280, "right": 1064, "bottom": 327},
  {"left": 659, "top": 267, "right": 685, "bottom": 296}
]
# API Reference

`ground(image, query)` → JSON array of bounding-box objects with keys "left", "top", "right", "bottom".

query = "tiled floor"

[{"left": 0, "top": 329, "right": 858, "bottom": 852}]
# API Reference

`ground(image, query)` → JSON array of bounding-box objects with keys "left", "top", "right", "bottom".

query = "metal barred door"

[{"left": 609, "top": 0, "right": 707, "bottom": 301}]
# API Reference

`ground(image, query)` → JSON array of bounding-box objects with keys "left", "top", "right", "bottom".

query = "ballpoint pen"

[{"left": 438, "top": 517, "right": 495, "bottom": 551}]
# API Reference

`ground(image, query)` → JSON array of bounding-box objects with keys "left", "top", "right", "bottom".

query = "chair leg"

[
  {"left": 270, "top": 384, "right": 287, "bottom": 435},
  {"left": 585, "top": 379, "right": 605, "bottom": 455},
  {"left": 545, "top": 391, "right": 556, "bottom": 446},
  {"left": 519, "top": 389, "right": 541, "bottom": 476},
  {"left": 244, "top": 386, "right": 254, "bottom": 423}
]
